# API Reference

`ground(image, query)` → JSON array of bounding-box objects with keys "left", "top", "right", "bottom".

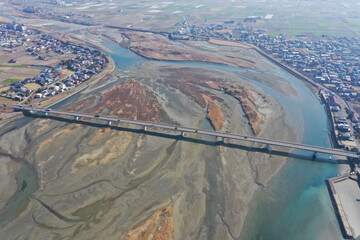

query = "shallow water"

[
  {"left": 145, "top": 46, "right": 343, "bottom": 239},
  {"left": 99, "top": 42, "right": 343, "bottom": 239},
  {"left": 0, "top": 40, "right": 343, "bottom": 238}
]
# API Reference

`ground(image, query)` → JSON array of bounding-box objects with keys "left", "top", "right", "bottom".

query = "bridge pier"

[
  {"left": 312, "top": 152, "right": 318, "bottom": 160},
  {"left": 216, "top": 136, "right": 225, "bottom": 144},
  {"left": 22, "top": 110, "right": 36, "bottom": 115},
  {"left": 22, "top": 110, "right": 32, "bottom": 116},
  {"left": 265, "top": 144, "right": 272, "bottom": 153}
]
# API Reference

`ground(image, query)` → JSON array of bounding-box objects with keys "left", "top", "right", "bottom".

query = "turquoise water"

[
  {"left": 105, "top": 40, "right": 144, "bottom": 70},
  {"left": 235, "top": 58, "right": 344, "bottom": 239},
  {"left": 240, "top": 74, "right": 342, "bottom": 238}
]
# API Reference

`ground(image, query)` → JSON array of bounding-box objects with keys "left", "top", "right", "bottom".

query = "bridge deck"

[{"left": 2, "top": 104, "right": 359, "bottom": 159}]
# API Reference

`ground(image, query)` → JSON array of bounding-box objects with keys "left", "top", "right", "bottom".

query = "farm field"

[
  {"left": 0, "top": 96, "right": 17, "bottom": 104},
  {"left": 0, "top": 66, "right": 42, "bottom": 87},
  {"left": 7, "top": 0, "right": 360, "bottom": 37}
]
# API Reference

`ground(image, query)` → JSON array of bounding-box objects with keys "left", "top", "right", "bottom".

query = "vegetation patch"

[
  {"left": 4, "top": 78, "right": 22, "bottom": 83},
  {"left": 0, "top": 65, "right": 29, "bottom": 68}
]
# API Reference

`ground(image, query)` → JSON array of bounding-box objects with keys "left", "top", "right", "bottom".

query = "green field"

[
  {"left": 0, "top": 65, "right": 29, "bottom": 68},
  {"left": 4, "top": 79, "right": 22, "bottom": 83}
]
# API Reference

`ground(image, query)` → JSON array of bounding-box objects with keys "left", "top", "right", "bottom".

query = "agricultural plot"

[
  {"left": 10, "top": 0, "right": 360, "bottom": 37},
  {"left": 0, "top": 66, "right": 42, "bottom": 87}
]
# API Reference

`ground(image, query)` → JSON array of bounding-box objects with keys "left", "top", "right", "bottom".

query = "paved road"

[{"left": 2, "top": 104, "right": 359, "bottom": 159}]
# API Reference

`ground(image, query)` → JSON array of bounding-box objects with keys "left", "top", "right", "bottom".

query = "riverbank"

[{"left": 208, "top": 38, "right": 319, "bottom": 90}]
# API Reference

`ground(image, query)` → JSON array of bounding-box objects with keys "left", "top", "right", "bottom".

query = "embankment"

[
  {"left": 326, "top": 175, "right": 354, "bottom": 239},
  {"left": 209, "top": 38, "right": 319, "bottom": 89},
  {"left": 319, "top": 90, "right": 343, "bottom": 149},
  {"left": 252, "top": 48, "right": 318, "bottom": 89}
]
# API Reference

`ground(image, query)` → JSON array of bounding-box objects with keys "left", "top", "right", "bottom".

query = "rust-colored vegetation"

[
  {"left": 224, "top": 86, "right": 264, "bottom": 135},
  {"left": 119, "top": 30, "right": 255, "bottom": 69},
  {"left": 163, "top": 68, "right": 263, "bottom": 134},
  {"left": 90, "top": 80, "right": 161, "bottom": 122},
  {"left": 123, "top": 205, "right": 175, "bottom": 240},
  {"left": 203, "top": 95, "right": 224, "bottom": 131}
]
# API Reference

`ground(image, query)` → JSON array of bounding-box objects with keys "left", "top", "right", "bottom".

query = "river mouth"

[{"left": 0, "top": 38, "right": 344, "bottom": 239}]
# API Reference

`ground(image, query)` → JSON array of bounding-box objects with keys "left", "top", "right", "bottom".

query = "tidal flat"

[{"left": 0, "top": 43, "right": 297, "bottom": 239}]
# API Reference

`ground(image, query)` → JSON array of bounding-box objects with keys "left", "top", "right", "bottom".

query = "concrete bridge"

[
  {"left": 2, "top": 104, "right": 359, "bottom": 159},
  {"left": 57, "top": 25, "right": 104, "bottom": 34}
]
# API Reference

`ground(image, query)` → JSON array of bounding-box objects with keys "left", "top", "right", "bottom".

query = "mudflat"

[{"left": 0, "top": 33, "right": 298, "bottom": 239}]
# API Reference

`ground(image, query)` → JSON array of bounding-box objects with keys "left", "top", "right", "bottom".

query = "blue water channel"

[{"left": 99, "top": 42, "right": 343, "bottom": 239}]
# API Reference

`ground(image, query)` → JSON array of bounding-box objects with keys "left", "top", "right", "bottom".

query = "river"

[
  {"left": 100, "top": 42, "right": 344, "bottom": 239},
  {"left": 0, "top": 40, "right": 344, "bottom": 239}
]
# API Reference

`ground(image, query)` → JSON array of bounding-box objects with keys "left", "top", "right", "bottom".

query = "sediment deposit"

[
  {"left": 116, "top": 30, "right": 256, "bottom": 69},
  {"left": 0, "top": 39, "right": 297, "bottom": 240}
]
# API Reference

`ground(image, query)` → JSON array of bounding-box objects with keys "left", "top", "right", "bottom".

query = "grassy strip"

[
  {"left": 4, "top": 78, "right": 22, "bottom": 83},
  {"left": 0, "top": 65, "right": 29, "bottom": 68}
]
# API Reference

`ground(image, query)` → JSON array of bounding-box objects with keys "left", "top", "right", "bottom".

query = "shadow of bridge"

[{"left": 24, "top": 112, "right": 349, "bottom": 165}]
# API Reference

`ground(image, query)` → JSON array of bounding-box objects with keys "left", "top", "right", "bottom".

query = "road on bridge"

[{"left": 2, "top": 104, "right": 359, "bottom": 159}]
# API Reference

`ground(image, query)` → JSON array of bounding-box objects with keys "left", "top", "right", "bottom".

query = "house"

[
  {"left": 328, "top": 95, "right": 340, "bottom": 106},
  {"left": 332, "top": 106, "right": 340, "bottom": 112},
  {"left": 14, "top": 94, "right": 24, "bottom": 101},
  {"left": 337, "top": 124, "right": 350, "bottom": 132},
  {"left": 339, "top": 132, "right": 351, "bottom": 140},
  {"left": 337, "top": 116, "right": 347, "bottom": 123}
]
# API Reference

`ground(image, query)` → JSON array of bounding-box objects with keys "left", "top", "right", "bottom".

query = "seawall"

[
  {"left": 319, "top": 90, "right": 343, "bottom": 149},
  {"left": 326, "top": 175, "right": 354, "bottom": 239}
]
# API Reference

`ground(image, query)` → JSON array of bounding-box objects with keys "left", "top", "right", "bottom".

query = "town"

[
  {"left": 0, "top": 22, "right": 108, "bottom": 103},
  {"left": 170, "top": 19, "right": 360, "bottom": 149},
  {"left": 171, "top": 20, "right": 360, "bottom": 103}
]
